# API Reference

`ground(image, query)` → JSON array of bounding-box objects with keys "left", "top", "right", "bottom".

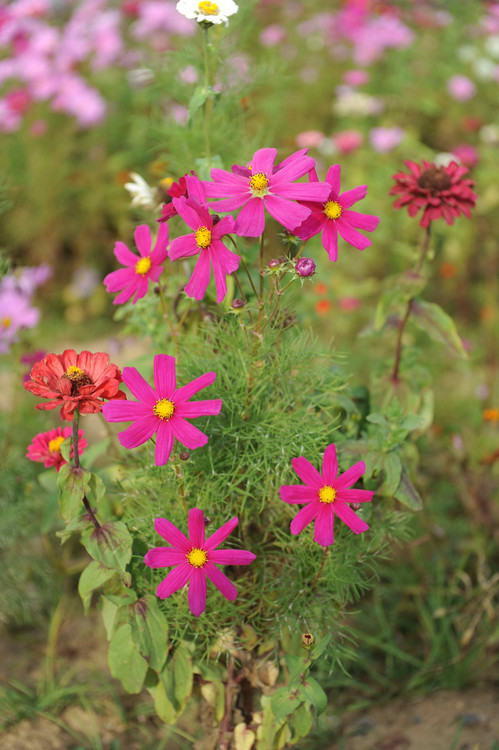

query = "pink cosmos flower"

[
  {"left": 332, "top": 130, "right": 363, "bottom": 154},
  {"left": 144, "top": 507, "right": 256, "bottom": 616},
  {"left": 203, "top": 147, "right": 331, "bottom": 238},
  {"left": 169, "top": 197, "right": 238, "bottom": 304},
  {"left": 103, "top": 224, "right": 169, "bottom": 305},
  {"left": 26, "top": 425, "right": 87, "bottom": 472},
  {"left": 447, "top": 75, "right": 476, "bottom": 102},
  {"left": 295, "top": 165, "right": 379, "bottom": 262},
  {"left": 101, "top": 354, "right": 222, "bottom": 466},
  {"left": 279, "top": 443, "right": 374, "bottom": 547}
]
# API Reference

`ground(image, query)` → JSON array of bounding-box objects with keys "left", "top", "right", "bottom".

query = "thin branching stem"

[{"left": 72, "top": 410, "right": 101, "bottom": 530}]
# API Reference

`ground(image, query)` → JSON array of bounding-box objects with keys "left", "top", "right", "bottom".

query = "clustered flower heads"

[
  {"left": 390, "top": 160, "right": 477, "bottom": 227},
  {"left": 26, "top": 426, "right": 87, "bottom": 472}
]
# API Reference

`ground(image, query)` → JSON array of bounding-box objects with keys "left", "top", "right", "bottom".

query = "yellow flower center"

[
  {"left": 324, "top": 200, "right": 343, "bottom": 220},
  {"left": 1, "top": 316, "right": 12, "bottom": 329},
  {"left": 160, "top": 177, "right": 174, "bottom": 189},
  {"left": 135, "top": 257, "right": 152, "bottom": 275},
  {"left": 198, "top": 1, "right": 219, "bottom": 15},
  {"left": 195, "top": 226, "right": 212, "bottom": 249},
  {"left": 249, "top": 172, "right": 270, "bottom": 197},
  {"left": 66, "top": 366, "right": 85, "bottom": 381},
  {"left": 48, "top": 436, "right": 66, "bottom": 453},
  {"left": 319, "top": 485, "right": 336, "bottom": 504},
  {"left": 153, "top": 398, "right": 175, "bottom": 420},
  {"left": 187, "top": 548, "right": 208, "bottom": 567}
]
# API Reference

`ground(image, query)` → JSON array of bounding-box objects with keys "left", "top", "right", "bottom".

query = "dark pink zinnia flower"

[
  {"left": 279, "top": 443, "right": 373, "bottom": 547},
  {"left": 104, "top": 224, "right": 168, "bottom": 305},
  {"left": 24, "top": 350, "right": 126, "bottom": 421},
  {"left": 390, "top": 160, "right": 477, "bottom": 227},
  {"left": 144, "top": 507, "right": 256, "bottom": 617},
  {"left": 203, "top": 147, "right": 330, "bottom": 237},
  {"left": 26, "top": 426, "right": 87, "bottom": 472},
  {"left": 102, "top": 354, "right": 222, "bottom": 466},
  {"left": 295, "top": 165, "right": 379, "bottom": 262},
  {"left": 169, "top": 197, "right": 238, "bottom": 304}
]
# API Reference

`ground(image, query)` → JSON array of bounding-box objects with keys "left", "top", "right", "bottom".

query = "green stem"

[
  {"left": 203, "top": 25, "right": 212, "bottom": 162},
  {"left": 158, "top": 282, "right": 179, "bottom": 352},
  {"left": 73, "top": 410, "right": 101, "bottom": 530},
  {"left": 172, "top": 453, "right": 188, "bottom": 516},
  {"left": 227, "top": 235, "right": 260, "bottom": 301},
  {"left": 259, "top": 231, "right": 265, "bottom": 298}
]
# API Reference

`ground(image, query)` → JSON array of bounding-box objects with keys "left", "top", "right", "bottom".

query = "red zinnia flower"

[
  {"left": 26, "top": 426, "right": 87, "bottom": 472},
  {"left": 390, "top": 160, "right": 476, "bottom": 227},
  {"left": 24, "top": 349, "right": 126, "bottom": 421}
]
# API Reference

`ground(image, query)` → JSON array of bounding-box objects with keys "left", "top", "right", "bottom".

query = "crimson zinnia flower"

[
  {"left": 26, "top": 426, "right": 87, "bottom": 472},
  {"left": 24, "top": 350, "right": 126, "bottom": 421},
  {"left": 390, "top": 160, "right": 476, "bottom": 227},
  {"left": 145, "top": 508, "right": 256, "bottom": 617}
]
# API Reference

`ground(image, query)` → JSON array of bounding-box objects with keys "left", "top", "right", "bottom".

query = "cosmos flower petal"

[
  {"left": 188, "top": 568, "right": 207, "bottom": 617},
  {"left": 322, "top": 443, "right": 338, "bottom": 483},
  {"left": 155, "top": 420, "right": 174, "bottom": 465},
  {"left": 208, "top": 550, "right": 256, "bottom": 565},
  {"left": 339, "top": 185, "right": 368, "bottom": 207},
  {"left": 336, "top": 488, "right": 374, "bottom": 504},
  {"left": 188, "top": 508, "right": 205, "bottom": 548},
  {"left": 144, "top": 547, "right": 187, "bottom": 568},
  {"left": 270, "top": 152, "right": 314, "bottom": 184},
  {"left": 204, "top": 516, "right": 238, "bottom": 551},
  {"left": 204, "top": 562, "right": 237, "bottom": 601},
  {"left": 279, "top": 485, "right": 317, "bottom": 503},
  {"left": 113, "top": 279, "right": 140, "bottom": 305},
  {"left": 342, "top": 210, "right": 379, "bottom": 232},
  {"left": 313, "top": 505, "right": 335, "bottom": 547},
  {"left": 118, "top": 416, "right": 158, "bottom": 449},
  {"left": 264, "top": 194, "right": 311, "bottom": 231},
  {"left": 114, "top": 241, "right": 139, "bottom": 267},
  {"left": 290, "top": 502, "right": 320, "bottom": 535},
  {"left": 169, "top": 234, "right": 200, "bottom": 261},
  {"left": 211, "top": 251, "right": 229, "bottom": 303},
  {"left": 134, "top": 224, "right": 152, "bottom": 256},
  {"left": 154, "top": 518, "right": 191, "bottom": 550},
  {"left": 291, "top": 456, "right": 324, "bottom": 488},
  {"left": 333, "top": 502, "right": 369, "bottom": 534},
  {"left": 337, "top": 220, "right": 373, "bottom": 250},
  {"left": 153, "top": 354, "right": 176, "bottom": 399},
  {"left": 102, "top": 399, "right": 152, "bottom": 422},
  {"left": 156, "top": 564, "right": 191, "bottom": 599},
  {"left": 184, "top": 251, "right": 211, "bottom": 300},
  {"left": 251, "top": 147, "right": 278, "bottom": 175},
  {"left": 334, "top": 460, "right": 367, "bottom": 490},
  {"left": 322, "top": 220, "right": 339, "bottom": 262},
  {"left": 173, "top": 197, "right": 208, "bottom": 231},
  {"left": 234, "top": 198, "right": 265, "bottom": 237},
  {"left": 103, "top": 268, "right": 135, "bottom": 293},
  {"left": 326, "top": 164, "right": 341, "bottom": 195},
  {"left": 170, "top": 416, "right": 209, "bottom": 450},
  {"left": 122, "top": 367, "right": 158, "bottom": 404},
  {"left": 174, "top": 372, "right": 216, "bottom": 402},
  {"left": 175, "top": 399, "right": 222, "bottom": 418}
]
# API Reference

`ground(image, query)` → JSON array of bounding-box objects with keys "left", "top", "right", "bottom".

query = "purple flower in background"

[
  {"left": 369, "top": 127, "right": 405, "bottom": 153},
  {"left": 0, "top": 264, "right": 52, "bottom": 297},
  {"left": 0, "top": 290, "right": 39, "bottom": 353},
  {"left": 447, "top": 75, "right": 476, "bottom": 102},
  {"left": 295, "top": 258, "right": 316, "bottom": 277}
]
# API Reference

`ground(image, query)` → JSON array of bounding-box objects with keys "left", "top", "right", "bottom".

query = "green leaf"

[
  {"left": 200, "top": 680, "right": 225, "bottom": 722},
  {"left": 270, "top": 687, "right": 302, "bottom": 721},
  {"left": 394, "top": 466, "right": 423, "bottom": 511},
  {"left": 59, "top": 437, "right": 72, "bottom": 464},
  {"left": 298, "top": 676, "right": 327, "bottom": 715},
  {"left": 290, "top": 702, "right": 312, "bottom": 740},
  {"left": 284, "top": 655, "right": 306, "bottom": 687},
  {"left": 57, "top": 465, "right": 91, "bottom": 521},
  {"left": 173, "top": 644, "right": 193, "bottom": 707},
  {"left": 379, "top": 451, "right": 402, "bottom": 496},
  {"left": 194, "top": 154, "right": 224, "bottom": 181},
  {"left": 129, "top": 595, "right": 169, "bottom": 672},
  {"left": 374, "top": 271, "right": 427, "bottom": 331},
  {"left": 148, "top": 679, "right": 176, "bottom": 724},
  {"left": 108, "top": 624, "right": 148, "bottom": 694},
  {"left": 81, "top": 521, "right": 132, "bottom": 577},
  {"left": 188, "top": 85, "right": 213, "bottom": 122},
  {"left": 366, "top": 413, "right": 388, "bottom": 427},
  {"left": 80, "top": 438, "right": 110, "bottom": 469},
  {"left": 411, "top": 298, "right": 467, "bottom": 357},
  {"left": 78, "top": 561, "right": 116, "bottom": 613},
  {"left": 85, "top": 473, "right": 106, "bottom": 507},
  {"left": 310, "top": 632, "right": 332, "bottom": 661}
]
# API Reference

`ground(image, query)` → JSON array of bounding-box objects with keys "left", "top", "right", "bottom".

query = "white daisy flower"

[
  {"left": 124, "top": 173, "right": 156, "bottom": 209},
  {"left": 176, "top": 0, "right": 238, "bottom": 26}
]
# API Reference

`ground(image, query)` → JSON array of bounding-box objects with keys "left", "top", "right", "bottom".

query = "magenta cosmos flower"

[
  {"left": 26, "top": 426, "right": 87, "bottom": 472},
  {"left": 279, "top": 443, "right": 374, "bottom": 547},
  {"left": 144, "top": 507, "right": 256, "bottom": 616},
  {"left": 101, "top": 354, "right": 222, "bottom": 466},
  {"left": 103, "top": 224, "right": 169, "bottom": 305},
  {"left": 203, "top": 147, "right": 330, "bottom": 237},
  {"left": 295, "top": 165, "right": 379, "bottom": 262},
  {"left": 169, "top": 197, "right": 238, "bottom": 304}
]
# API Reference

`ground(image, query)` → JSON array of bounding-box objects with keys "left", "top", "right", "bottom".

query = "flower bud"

[
  {"left": 232, "top": 298, "right": 245, "bottom": 309},
  {"left": 295, "top": 258, "right": 316, "bottom": 277},
  {"left": 179, "top": 451, "right": 190, "bottom": 461},
  {"left": 301, "top": 632, "right": 315, "bottom": 649},
  {"left": 267, "top": 258, "right": 283, "bottom": 269}
]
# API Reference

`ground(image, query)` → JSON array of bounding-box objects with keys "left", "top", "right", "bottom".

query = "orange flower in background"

[
  {"left": 315, "top": 300, "right": 333, "bottom": 315},
  {"left": 314, "top": 283, "right": 328, "bottom": 296},
  {"left": 483, "top": 408, "right": 499, "bottom": 422},
  {"left": 439, "top": 262, "right": 457, "bottom": 279}
]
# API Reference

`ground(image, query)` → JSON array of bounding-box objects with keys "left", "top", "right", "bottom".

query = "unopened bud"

[
  {"left": 295, "top": 258, "right": 316, "bottom": 277},
  {"left": 179, "top": 451, "right": 190, "bottom": 461},
  {"left": 267, "top": 258, "right": 282, "bottom": 269},
  {"left": 232, "top": 298, "right": 245, "bottom": 309},
  {"left": 211, "top": 214, "right": 221, "bottom": 225},
  {"left": 350, "top": 502, "right": 361, "bottom": 511}
]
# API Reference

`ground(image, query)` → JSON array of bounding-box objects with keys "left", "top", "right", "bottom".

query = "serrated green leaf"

[
  {"left": 411, "top": 297, "right": 467, "bottom": 357},
  {"left": 129, "top": 595, "right": 169, "bottom": 672},
  {"left": 394, "top": 466, "right": 423, "bottom": 511},
  {"left": 270, "top": 687, "right": 302, "bottom": 720},
  {"left": 108, "top": 624, "right": 148, "bottom": 694},
  {"left": 57, "top": 465, "right": 91, "bottom": 522},
  {"left": 298, "top": 676, "right": 327, "bottom": 715}
]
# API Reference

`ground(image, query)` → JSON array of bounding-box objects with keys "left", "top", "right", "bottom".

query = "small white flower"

[
  {"left": 124, "top": 173, "right": 156, "bottom": 209},
  {"left": 434, "top": 152, "right": 460, "bottom": 167},
  {"left": 176, "top": 0, "right": 238, "bottom": 26},
  {"left": 472, "top": 57, "right": 496, "bottom": 80}
]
